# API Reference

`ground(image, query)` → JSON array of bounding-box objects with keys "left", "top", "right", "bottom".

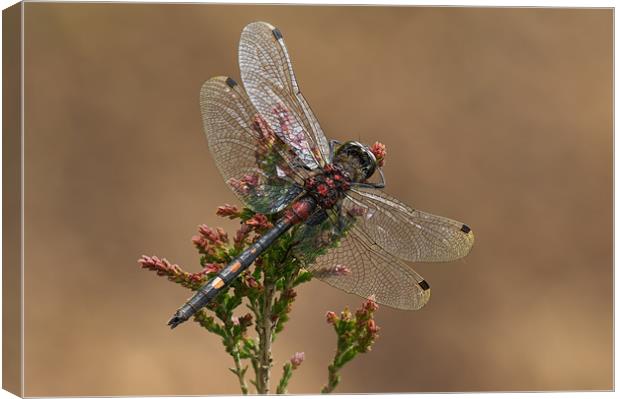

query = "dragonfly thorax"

[
  {"left": 304, "top": 164, "right": 350, "bottom": 209},
  {"left": 332, "top": 141, "right": 378, "bottom": 183}
]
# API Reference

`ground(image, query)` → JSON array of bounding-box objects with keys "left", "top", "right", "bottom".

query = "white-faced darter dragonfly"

[{"left": 168, "top": 21, "right": 474, "bottom": 329}]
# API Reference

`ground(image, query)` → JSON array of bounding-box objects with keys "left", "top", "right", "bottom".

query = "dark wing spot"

[
  {"left": 225, "top": 77, "right": 237, "bottom": 88},
  {"left": 460, "top": 224, "right": 471, "bottom": 234},
  {"left": 418, "top": 280, "right": 430, "bottom": 291},
  {"left": 272, "top": 28, "right": 283, "bottom": 40}
]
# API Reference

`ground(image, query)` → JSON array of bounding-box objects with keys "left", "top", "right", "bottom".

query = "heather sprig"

[
  {"left": 138, "top": 205, "right": 380, "bottom": 394},
  {"left": 322, "top": 298, "right": 381, "bottom": 394},
  {"left": 277, "top": 352, "right": 305, "bottom": 394}
]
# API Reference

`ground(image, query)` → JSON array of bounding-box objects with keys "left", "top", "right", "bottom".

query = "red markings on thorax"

[{"left": 304, "top": 164, "right": 350, "bottom": 210}]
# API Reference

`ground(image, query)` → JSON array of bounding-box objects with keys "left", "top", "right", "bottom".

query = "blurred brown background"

[{"left": 21, "top": 3, "right": 612, "bottom": 396}]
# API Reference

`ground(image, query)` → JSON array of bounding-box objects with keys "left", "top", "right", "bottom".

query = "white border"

[{"left": 0, "top": 1, "right": 615, "bottom": 399}]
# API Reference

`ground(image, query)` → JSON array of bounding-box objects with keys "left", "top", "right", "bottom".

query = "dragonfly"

[{"left": 168, "top": 21, "right": 474, "bottom": 329}]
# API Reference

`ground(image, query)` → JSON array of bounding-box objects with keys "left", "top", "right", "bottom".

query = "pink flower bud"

[
  {"left": 367, "top": 319, "right": 380, "bottom": 334},
  {"left": 216, "top": 227, "right": 229, "bottom": 243},
  {"left": 216, "top": 204, "right": 240, "bottom": 218},
  {"left": 363, "top": 298, "right": 379, "bottom": 312},
  {"left": 198, "top": 225, "right": 223, "bottom": 245},
  {"left": 333, "top": 264, "right": 351, "bottom": 276},
  {"left": 191, "top": 235, "right": 203, "bottom": 246},
  {"left": 326, "top": 311, "right": 338, "bottom": 324},
  {"left": 138, "top": 255, "right": 180, "bottom": 276},
  {"left": 245, "top": 275, "right": 260, "bottom": 289},
  {"left": 192, "top": 235, "right": 210, "bottom": 251},
  {"left": 370, "top": 142, "right": 386, "bottom": 167},
  {"left": 241, "top": 173, "right": 259, "bottom": 187},
  {"left": 313, "top": 264, "right": 352, "bottom": 279},
  {"left": 290, "top": 352, "right": 305, "bottom": 369},
  {"left": 204, "top": 263, "right": 222, "bottom": 274},
  {"left": 252, "top": 114, "right": 277, "bottom": 145},
  {"left": 189, "top": 272, "right": 205, "bottom": 282},
  {"left": 234, "top": 224, "right": 251, "bottom": 247},
  {"left": 246, "top": 213, "right": 273, "bottom": 230},
  {"left": 228, "top": 177, "right": 249, "bottom": 195}
]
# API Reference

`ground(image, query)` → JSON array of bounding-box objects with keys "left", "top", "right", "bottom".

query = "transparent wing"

[
  {"left": 200, "top": 76, "right": 307, "bottom": 214},
  {"left": 344, "top": 187, "right": 474, "bottom": 262},
  {"left": 293, "top": 208, "right": 430, "bottom": 310},
  {"left": 239, "top": 21, "right": 331, "bottom": 169}
]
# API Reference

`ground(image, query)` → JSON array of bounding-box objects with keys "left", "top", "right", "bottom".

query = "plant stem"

[
  {"left": 276, "top": 363, "right": 293, "bottom": 394},
  {"left": 232, "top": 349, "right": 248, "bottom": 395},
  {"left": 256, "top": 280, "right": 275, "bottom": 394},
  {"left": 321, "top": 363, "right": 341, "bottom": 394},
  {"left": 322, "top": 344, "right": 355, "bottom": 393}
]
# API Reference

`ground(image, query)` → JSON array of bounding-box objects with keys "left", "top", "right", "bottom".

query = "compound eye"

[{"left": 360, "top": 148, "right": 377, "bottom": 180}]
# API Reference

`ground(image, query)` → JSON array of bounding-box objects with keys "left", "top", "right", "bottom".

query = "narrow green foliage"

[
  {"left": 277, "top": 352, "right": 304, "bottom": 394},
  {"left": 277, "top": 363, "right": 293, "bottom": 394}
]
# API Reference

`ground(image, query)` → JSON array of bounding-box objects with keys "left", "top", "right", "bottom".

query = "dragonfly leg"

[
  {"left": 351, "top": 168, "right": 386, "bottom": 189},
  {"left": 375, "top": 167, "right": 386, "bottom": 188}
]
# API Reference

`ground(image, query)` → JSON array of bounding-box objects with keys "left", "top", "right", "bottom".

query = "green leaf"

[
  {"left": 293, "top": 270, "right": 313, "bottom": 286},
  {"left": 239, "top": 208, "right": 255, "bottom": 221}
]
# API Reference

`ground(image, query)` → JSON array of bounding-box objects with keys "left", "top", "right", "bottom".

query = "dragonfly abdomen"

[{"left": 168, "top": 196, "right": 317, "bottom": 329}]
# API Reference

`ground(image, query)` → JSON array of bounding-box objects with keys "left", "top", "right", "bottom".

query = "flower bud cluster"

[
  {"left": 370, "top": 141, "right": 386, "bottom": 167},
  {"left": 322, "top": 298, "right": 381, "bottom": 393},
  {"left": 192, "top": 224, "right": 229, "bottom": 257},
  {"left": 137, "top": 255, "right": 202, "bottom": 290},
  {"left": 290, "top": 352, "right": 305, "bottom": 369},
  {"left": 138, "top": 255, "right": 181, "bottom": 276},
  {"left": 232, "top": 313, "right": 254, "bottom": 330},
  {"left": 245, "top": 213, "right": 273, "bottom": 232},
  {"left": 325, "top": 298, "right": 381, "bottom": 347},
  {"left": 216, "top": 204, "right": 241, "bottom": 218}
]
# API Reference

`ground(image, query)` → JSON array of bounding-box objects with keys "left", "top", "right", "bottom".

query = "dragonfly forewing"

[
  {"left": 239, "top": 21, "right": 331, "bottom": 169},
  {"left": 200, "top": 76, "right": 307, "bottom": 214}
]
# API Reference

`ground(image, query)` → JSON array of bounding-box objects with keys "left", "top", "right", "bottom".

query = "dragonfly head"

[{"left": 333, "top": 141, "right": 378, "bottom": 182}]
